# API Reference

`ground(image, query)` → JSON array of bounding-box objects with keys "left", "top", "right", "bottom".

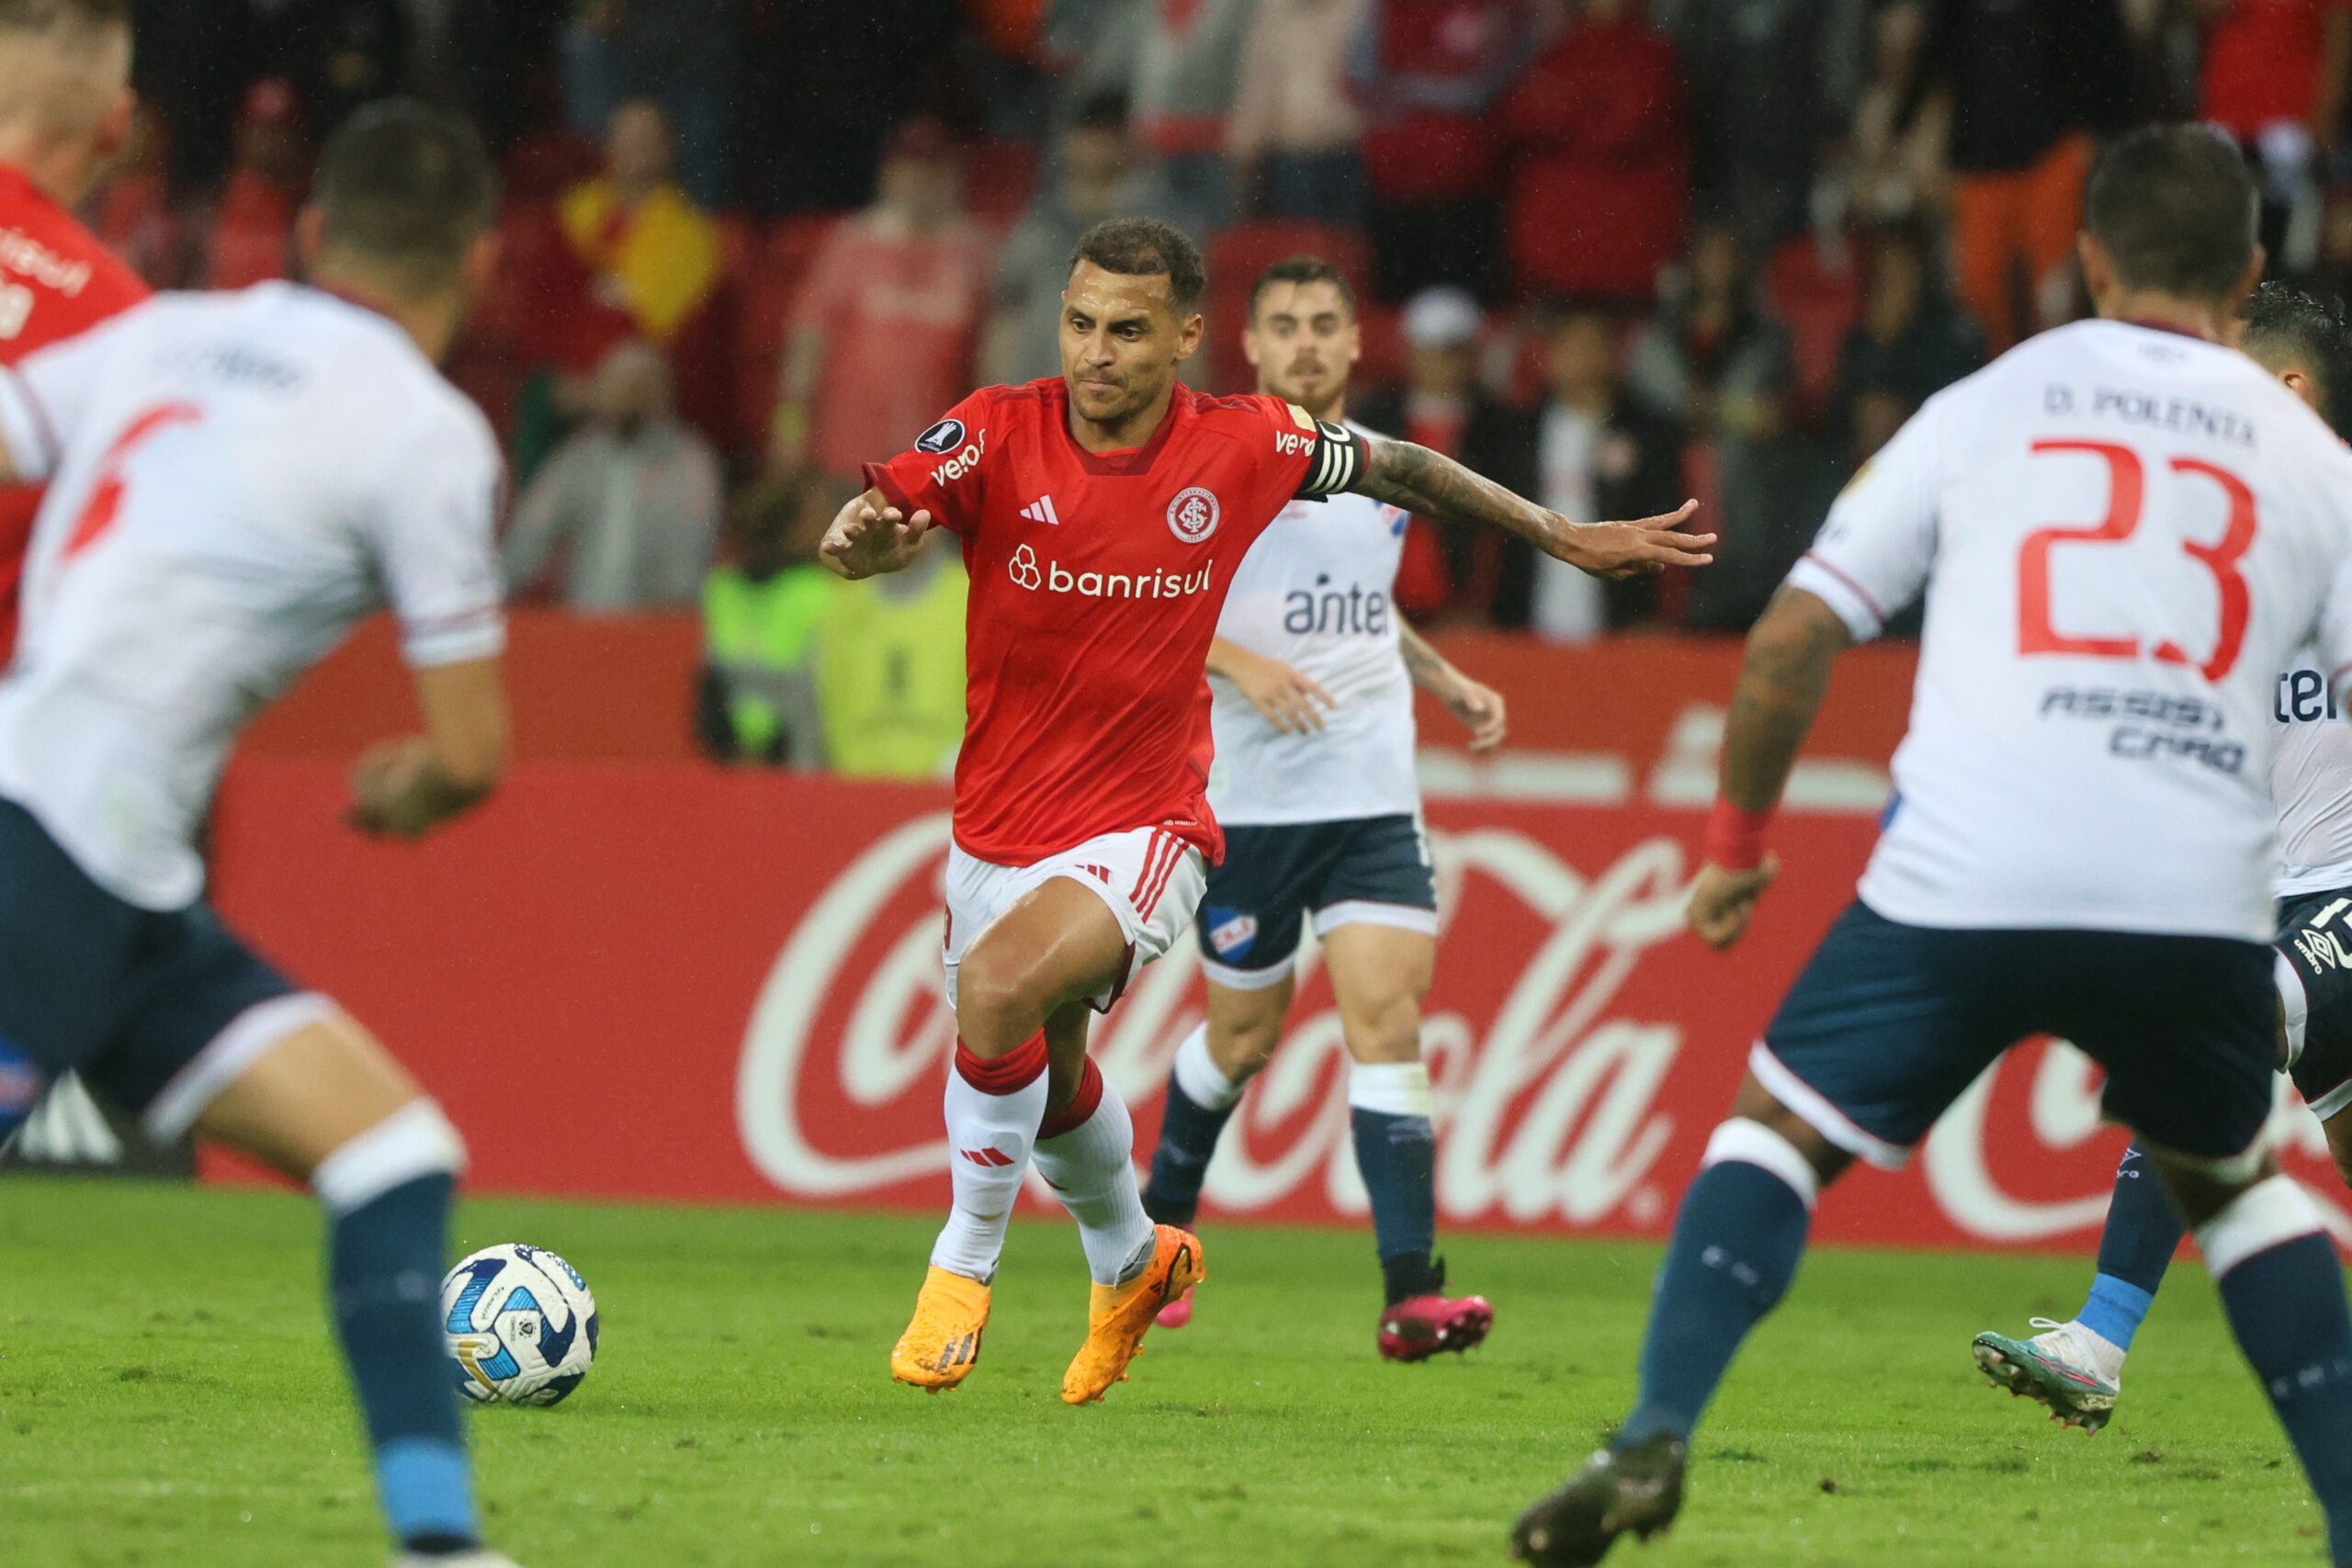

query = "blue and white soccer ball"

[{"left": 440, "top": 1243, "right": 599, "bottom": 1407}]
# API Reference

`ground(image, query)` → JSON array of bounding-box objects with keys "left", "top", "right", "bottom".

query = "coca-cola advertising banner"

[{"left": 208, "top": 755, "right": 2350, "bottom": 1252}]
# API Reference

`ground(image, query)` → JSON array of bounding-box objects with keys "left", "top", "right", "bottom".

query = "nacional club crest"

[
  {"left": 1167, "top": 485, "right": 1221, "bottom": 544},
  {"left": 1205, "top": 908, "right": 1258, "bottom": 958},
  {"left": 914, "top": 418, "right": 967, "bottom": 454}
]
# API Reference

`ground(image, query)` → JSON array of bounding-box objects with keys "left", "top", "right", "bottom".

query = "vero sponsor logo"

[
  {"left": 1006, "top": 542, "right": 1211, "bottom": 600},
  {"left": 928, "top": 427, "right": 987, "bottom": 486}
]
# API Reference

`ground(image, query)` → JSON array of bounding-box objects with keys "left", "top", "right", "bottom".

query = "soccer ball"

[{"left": 440, "top": 1243, "right": 599, "bottom": 1407}]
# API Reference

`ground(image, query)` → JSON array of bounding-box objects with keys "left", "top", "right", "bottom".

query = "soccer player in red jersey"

[
  {"left": 827, "top": 217, "right": 1712, "bottom": 1403},
  {"left": 0, "top": 0, "right": 147, "bottom": 665}
]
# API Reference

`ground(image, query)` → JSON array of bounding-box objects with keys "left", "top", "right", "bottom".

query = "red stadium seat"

[
  {"left": 501, "top": 130, "right": 604, "bottom": 210},
  {"left": 962, "top": 136, "right": 1039, "bottom": 233},
  {"left": 735, "top": 213, "right": 844, "bottom": 446},
  {"left": 1767, "top": 233, "right": 1861, "bottom": 424},
  {"left": 1203, "top": 221, "right": 1372, "bottom": 395}
]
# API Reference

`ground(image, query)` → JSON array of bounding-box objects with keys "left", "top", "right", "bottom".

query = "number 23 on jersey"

[{"left": 2018, "top": 437, "right": 2256, "bottom": 682}]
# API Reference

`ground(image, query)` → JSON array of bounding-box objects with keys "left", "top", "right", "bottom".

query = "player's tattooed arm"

[
  {"left": 1719, "top": 586, "right": 1854, "bottom": 811},
  {"left": 1350, "top": 438, "right": 1714, "bottom": 579},
  {"left": 1399, "top": 620, "right": 1506, "bottom": 752},
  {"left": 820, "top": 487, "right": 933, "bottom": 580}
]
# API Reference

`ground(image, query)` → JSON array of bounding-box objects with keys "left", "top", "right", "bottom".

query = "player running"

[
  {"left": 1513, "top": 127, "right": 2352, "bottom": 1567},
  {"left": 827, "top": 216, "right": 1711, "bottom": 1404},
  {"left": 0, "top": 102, "right": 520, "bottom": 1567},
  {"left": 1135, "top": 255, "right": 1501, "bottom": 1359},
  {"left": 1971, "top": 283, "right": 2352, "bottom": 1432},
  {"left": 0, "top": 0, "right": 151, "bottom": 664}
]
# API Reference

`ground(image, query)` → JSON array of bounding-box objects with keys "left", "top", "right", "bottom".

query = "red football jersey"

[
  {"left": 865, "top": 377, "right": 1366, "bottom": 865},
  {"left": 0, "top": 162, "right": 150, "bottom": 658}
]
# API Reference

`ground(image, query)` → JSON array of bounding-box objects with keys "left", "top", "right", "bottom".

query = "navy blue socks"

[
  {"left": 2077, "top": 1140, "right": 2182, "bottom": 1351},
  {"left": 1622, "top": 1122, "right": 1816, "bottom": 1447},
  {"left": 314, "top": 1103, "right": 477, "bottom": 1553},
  {"left": 2199, "top": 1181, "right": 2352, "bottom": 1565},
  {"left": 1142, "top": 1028, "right": 1241, "bottom": 1230}
]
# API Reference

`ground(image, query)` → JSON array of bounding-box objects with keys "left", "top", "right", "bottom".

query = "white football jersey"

[
  {"left": 1787, "top": 318, "right": 2352, "bottom": 942},
  {"left": 0, "top": 283, "right": 504, "bottom": 910},
  {"left": 2272, "top": 660, "right": 2352, "bottom": 897},
  {"left": 1206, "top": 420, "right": 1419, "bottom": 825}
]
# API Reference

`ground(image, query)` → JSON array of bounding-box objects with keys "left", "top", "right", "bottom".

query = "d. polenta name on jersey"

[{"left": 2042, "top": 380, "right": 2259, "bottom": 446}]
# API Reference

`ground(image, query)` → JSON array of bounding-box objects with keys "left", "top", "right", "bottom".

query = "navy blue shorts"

[
  {"left": 1757, "top": 901, "right": 2277, "bottom": 1166},
  {"left": 2277, "top": 885, "right": 2352, "bottom": 1120},
  {"left": 1196, "top": 813, "right": 1438, "bottom": 987},
  {"left": 0, "top": 796, "right": 305, "bottom": 1143}
]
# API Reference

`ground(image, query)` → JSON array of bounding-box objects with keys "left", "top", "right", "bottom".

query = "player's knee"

[
  {"left": 1215, "top": 1025, "right": 1280, "bottom": 1081},
  {"left": 2191, "top": 1171, "right": 2327, "bottom": 1276},
  {"left": 2324, "top": 1117, "right": 2352, "bottom": 1190},
  {"left": 311, "top": 1097, "right": 467, "bottom": 1215},
  {"left": 1340, "top": 987, "right": 1423, "bottom": 1065},
  {"left": 949, "top": 955, "right": 1037, "bottom": 1054}
]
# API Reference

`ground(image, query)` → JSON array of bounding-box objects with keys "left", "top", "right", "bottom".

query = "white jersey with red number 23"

[
  {"left": 1788, "top": 318, "right": 2352, "bottom": 942},
  {"left": 0, "top": 282, "right": 504, "bottom": 911}
]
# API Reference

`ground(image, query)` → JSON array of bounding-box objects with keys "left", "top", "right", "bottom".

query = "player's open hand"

[
  {"left": 1439, "top": 671, "right": 1508, "bottom": 752},
  {"left": 1230, "top": 648, "right": 1334, "bottom": 735},
  {"left": 1553, "top": 500, "right": 1714, "bottom": 581},
  {"left": 1686, "top": 856, "right": 1779, "bottom": 951},
  {"left": 820, "top": 491, "right": 933, "bottom": 580}
]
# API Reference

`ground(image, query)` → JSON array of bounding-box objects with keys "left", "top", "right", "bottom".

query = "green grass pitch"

[{"left": 0, "top": 1176, "right": 2333, "bottom": 1566}]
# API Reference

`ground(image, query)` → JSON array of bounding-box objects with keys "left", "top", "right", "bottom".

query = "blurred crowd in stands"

[{"left": 109, "top": 0, "right": 2352, "bottom": 772}]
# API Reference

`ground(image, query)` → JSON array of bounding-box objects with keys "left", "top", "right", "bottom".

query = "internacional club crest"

[{"left": 1167, "top": 485, "right": 1221, "bottom": 544}]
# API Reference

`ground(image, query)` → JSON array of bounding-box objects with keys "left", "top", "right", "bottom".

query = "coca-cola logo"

[{"left": 731, "top": 812, "right": 2352, "bottom": 1246}]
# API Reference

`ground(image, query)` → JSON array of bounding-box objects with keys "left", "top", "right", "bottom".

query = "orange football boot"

[
  {"left": 890, "top": 1266, "right": 991, "bottom": 1392},
  {"left": 1060, "top": 1224, "right": 1204, "bottom": 1404}
]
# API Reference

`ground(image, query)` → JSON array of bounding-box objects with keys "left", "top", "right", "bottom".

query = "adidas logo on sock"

[{"left": 1020, "top": 495, "right": 1061, "bottom": 525}]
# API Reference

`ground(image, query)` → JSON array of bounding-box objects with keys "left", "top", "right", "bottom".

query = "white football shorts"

[{"left": 944, "top": 824, "right": 1206, "bottom": 1014}]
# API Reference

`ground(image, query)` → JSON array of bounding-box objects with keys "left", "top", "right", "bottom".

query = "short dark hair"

[
  {"left": 1068, "top": 216, "right": 1205, "bottom": 313},
  {"left": 2084, "top": 124, "right": 2258, "bottom": 301},
  {"left": 2240, "top": 280, "right": 2352, "bottom": 431},
  {"left": 0, "top": 0, "right": 129, "bottom": 35},
  {"left": 313, "top": 98, "right": 499, "bottom": 285},
  {"left": 1248, "top": 255, "right": 1355, "bottom": 322}
]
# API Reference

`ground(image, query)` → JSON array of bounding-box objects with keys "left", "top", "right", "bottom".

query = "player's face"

[
  {"left": 1060, "top": 260, "right": 1203, "bottom": 429},
  {"left": 1244, "top": 279, "right": 1360, "bottom": 418}
]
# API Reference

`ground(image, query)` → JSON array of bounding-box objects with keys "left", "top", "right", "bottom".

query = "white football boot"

[{"left": 1971, "top": 1316, "right": 2126, "bottom": 1432}]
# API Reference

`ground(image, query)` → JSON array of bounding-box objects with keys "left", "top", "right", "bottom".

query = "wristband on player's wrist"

[{"left": 1703, "top": 797, "right": 1775, "bottom": 872}]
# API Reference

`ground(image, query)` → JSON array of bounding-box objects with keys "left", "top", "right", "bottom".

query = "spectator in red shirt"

[
  {"left": 82, "top": 101, "right": 181, "bottom": 288},
  {"left": 2200, "top": 0, "right": 2352, "bottom": 271},
  {"left": 201, "top": 78, "right": 303, "bottom": 290},
  {"left": 1498, "top": 0, "right": 1688, "bottom": 306},
  {"left": 1353, "top": 285, "right": 1536, "bottom": 622},
  {"left": 770, "top": 118, "right": 992, "bottom": 482},
  {"left": 1351, "top": 0, "right": 1537, "bottom": 302}
]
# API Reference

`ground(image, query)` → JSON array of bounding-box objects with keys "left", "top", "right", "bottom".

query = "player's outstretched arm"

[
  {"left": 1399, "top": 619, "right": 1506, "bottom": 753},
  {"left": 1687, "top": 586, "right": 1853, "bottom": 950},
  {"left": 820, "top": 486, "right": 933, "bottom": 581},
  {"left": 346, "top": 657, "right": 509, "bottom": 840},
  {"left": 1350, "top": 437, "right": 1713, "bottom": 580}
]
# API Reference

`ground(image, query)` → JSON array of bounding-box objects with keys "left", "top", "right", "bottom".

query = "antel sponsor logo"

[{"left": 1006, "top": 543, "right": 1211, "bottom": 600}]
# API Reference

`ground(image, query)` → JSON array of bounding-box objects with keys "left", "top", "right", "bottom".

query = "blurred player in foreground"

[
  {"left": 829, "top": 216, "right": 1711, "bottom": 1404},
  {"left": 1972, "top": 283, "right": 2352, "bottom": 1430},
  {"left": 1514, "top": 127, "right": 2352, "bottom": 1567},
  {"left": 0, "top": 0, "right": 151, "bottom": 664},
  {"left": 0, "top": 102, "right": 516, "bottom": 1566},
  {"left": 1137, "top": 255, "right": 1503, "bottom": 1359}
]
